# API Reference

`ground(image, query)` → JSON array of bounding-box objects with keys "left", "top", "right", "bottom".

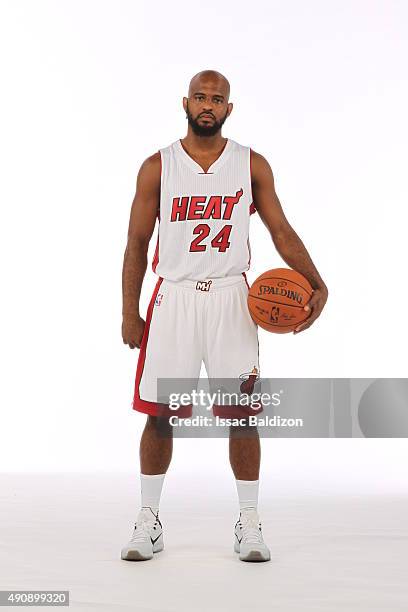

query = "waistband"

[{"left": 162, "top": 273, "right": 248, "bottom": 291}]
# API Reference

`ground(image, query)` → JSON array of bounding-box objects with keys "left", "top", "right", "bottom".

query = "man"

[{"left": 120, "top": 70, "right": 328, "bottom": 562}]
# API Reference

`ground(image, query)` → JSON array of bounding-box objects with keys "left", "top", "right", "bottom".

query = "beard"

[{"left": 186, "top": 103, "right": 228, "bottom": 137}]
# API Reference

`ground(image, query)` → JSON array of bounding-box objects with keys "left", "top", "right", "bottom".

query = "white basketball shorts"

[{"left": 132, "top": 273, "right": 263, "bottom": 418}]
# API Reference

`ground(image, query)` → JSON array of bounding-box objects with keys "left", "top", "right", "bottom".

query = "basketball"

[{"left": 247, "top": 268, "right": 313, "bottom": 333}]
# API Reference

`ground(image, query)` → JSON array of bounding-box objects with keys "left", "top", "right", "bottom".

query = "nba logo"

[
  {"left": 270, "top": 306, "right": 280, "bottom": 323},
  {"left": 155, "top": 293, "right": 163, "bottom": 306}
]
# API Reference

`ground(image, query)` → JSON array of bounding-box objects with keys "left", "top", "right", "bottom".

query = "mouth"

[{"left": 199, "top": 114, "right": 215, "bottom": 120}]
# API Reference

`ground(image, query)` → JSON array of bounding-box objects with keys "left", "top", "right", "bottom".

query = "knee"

[
  {"left": 146, "top": 415, "right": 173, "bottom": 435},
  {"left": 229, "top": 421, "right": 258, "bottom": 437}
]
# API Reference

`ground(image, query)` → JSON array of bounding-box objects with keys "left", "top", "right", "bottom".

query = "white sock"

[
  {"left": 140, "top": 473, "right": 166, "bottom": 514},
  {"left": 236, "top": 479, "right": 259, "bottom": 512}
]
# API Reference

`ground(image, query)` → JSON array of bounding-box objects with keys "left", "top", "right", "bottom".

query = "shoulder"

[
  {"left": 140, "top": 140, "right": 179, "bottom": 174},
  {"left": 249, "top": 149, "right": 272, "bottom": 173},
  {"left": 140, "top": 151, "right": 161, "bottom": 172},
  {"left": 137, "top": 151, "right": 162, "bottom": 187},
  {"left": 249, "top": 149, "right": 274, "bottom": 185}
]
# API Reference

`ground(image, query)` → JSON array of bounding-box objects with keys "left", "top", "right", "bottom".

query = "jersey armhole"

[
  {"left": 249, "top": 147, "right": 257, "bottom": 215},
  {"left": 152, "top": 152, "right": 162, "bottom": 273},
  {"left": 158, "top": 149, "right": 163, "bottom": 221}
]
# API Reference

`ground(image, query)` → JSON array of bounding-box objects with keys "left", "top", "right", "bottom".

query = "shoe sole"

[
  {"left": 234, "top": 541, "right": 270, "bottom": 562},
  {"left": 121, "top": 542, "right": 164, "bottom": 561},
  {"left": 121, "top": 550, "right": 153, "bottom": 561},
  {"left": 239, "top": 550, "right": 270, "bottom": 562}
]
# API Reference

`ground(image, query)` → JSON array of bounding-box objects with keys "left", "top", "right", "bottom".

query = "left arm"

[{"left": 251, "top": 150, "right": 328, "bottom": 333}]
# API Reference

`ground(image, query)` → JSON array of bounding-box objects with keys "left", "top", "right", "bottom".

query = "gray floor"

[{"left": 1, "top": 473, "right": 407, "bottom": 611}]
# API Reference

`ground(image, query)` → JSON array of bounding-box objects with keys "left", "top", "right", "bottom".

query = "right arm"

[{"left": 122, "top": 152, "right": 161, "bottom": 349}]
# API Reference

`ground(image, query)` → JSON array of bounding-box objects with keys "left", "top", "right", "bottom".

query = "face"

[{"left": 183, "top": 81, "right": 232, "bottom": 137}]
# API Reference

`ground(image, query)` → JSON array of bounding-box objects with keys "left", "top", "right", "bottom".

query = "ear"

[
  {"left": 227, "top": 102, "right": 233, "bottom": 117},
  {"left": 182, "top": 97, "right": 188, "bottom": 114}
]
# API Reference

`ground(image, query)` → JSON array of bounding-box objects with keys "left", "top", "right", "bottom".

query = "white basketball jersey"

[{"left": 152, "top": 138, "right": 257, "bottom": 281}]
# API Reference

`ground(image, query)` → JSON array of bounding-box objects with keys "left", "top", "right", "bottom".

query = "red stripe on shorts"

[{"left": 132, "top": 277, "right": 164, "bottom": 415}]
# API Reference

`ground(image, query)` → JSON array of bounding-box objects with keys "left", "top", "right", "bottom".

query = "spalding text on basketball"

[{"left": 258, "top": 285, "right": 304, "bottom": 304}]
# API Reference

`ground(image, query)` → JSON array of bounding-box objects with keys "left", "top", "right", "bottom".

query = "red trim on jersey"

[
  {"left": 152, "top": 151, "right": 161, "bottom": 274},
  {"left": 242, "top": 271, "right": 250, "bottom": 290},
  {"left": 246, "top": 237, "right": 252, "bottom": 268},
  {"left": 249, "top": 148, "right": 257, "bottom": 215},
  {"left": 152, "top": 222, "right": 160, "bottom": 273},
  {"left": 132, "top": 277, "right": 192, "bottom": 418}
]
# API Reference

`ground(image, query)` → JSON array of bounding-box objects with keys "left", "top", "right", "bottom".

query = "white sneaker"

[
  {"left": 121, "top": 507, "right": 164, "bottom": 561},
  {"left": 234, "top": 509, "right": 271, "bottom": 562}
]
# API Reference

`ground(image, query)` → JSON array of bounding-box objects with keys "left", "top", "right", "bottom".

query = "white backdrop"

[{"left": 1, "top": 0, "right": 407, "bottom": 475}]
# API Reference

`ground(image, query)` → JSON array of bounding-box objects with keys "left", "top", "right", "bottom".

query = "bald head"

[
  {"left": 184, "top": 70, "right": 232, "bottom": 137},
  {"left": 188, "top": 70, "right": 230, "bottom": 101}
]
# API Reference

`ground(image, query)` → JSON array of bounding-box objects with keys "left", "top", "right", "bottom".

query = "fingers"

[
  {"left": 128, "top": 340, "right": 141, "bottom": 349},
  {"left": 293, "top": 288, "right": 328, "bottom": 334},
  {"left": 122, "top": 338, "right": 140, "bottom": 349},
  {"left": 293, "top": 301, "right": 317, "bottom": 334},
  {"left": 293, "top": 315, "right": 317, "bottom": 334},
  {"left": 293, "top": 306, "right": 322, "bottom": 333}
]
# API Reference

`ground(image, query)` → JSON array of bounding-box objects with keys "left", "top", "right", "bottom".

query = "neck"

[{"left": 182, "top": 129, "right": 226, "bottom": 152}]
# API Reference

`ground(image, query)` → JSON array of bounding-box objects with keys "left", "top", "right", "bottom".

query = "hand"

[
  {"left": 293, "top": 286, "right": 328, "bottom": 334},
  {"left": 122, "top": 314, "right": 145, "bottom": 349}
]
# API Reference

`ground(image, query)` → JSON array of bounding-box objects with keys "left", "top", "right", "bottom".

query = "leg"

[
  {"left": 204, "top": 279, "right": 270, "bottom": 560},
  {"left": 126, "top": 278, "right": 201, "bottom": 561},
  {"left": 140, "top": 415, "right": 173, "bottom": 475},
  {"left": 229, "top": 421, "right": 270, "bottom": 562},
  {"left": 229, "top": 421, "right": 260, "bottom": 481},
  {"left": 121, "top": 416, "right": 172, "bottom": 561}
]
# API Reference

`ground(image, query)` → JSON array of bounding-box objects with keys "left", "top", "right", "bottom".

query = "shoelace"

[
  {"left": 240, "top": 515, "right": 263, "bottom": 544},
  {"left": 129, "top": 510, "right": 157, "bottom": 543}
]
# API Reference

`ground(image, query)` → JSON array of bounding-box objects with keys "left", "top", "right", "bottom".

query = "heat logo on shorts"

[
  {"left": 196, "top": 280, "right": 212, "bottom": 291},
  {"left": 155, "top": 293, "right": 163, "bottom": 306},
  {"left": 239, "top": 366, "right": 260, "bottom": 395}
]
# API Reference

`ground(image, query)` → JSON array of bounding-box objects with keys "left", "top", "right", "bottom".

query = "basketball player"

[{"left": 120, "top": 70, "right": 328, "bottom": 562}]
